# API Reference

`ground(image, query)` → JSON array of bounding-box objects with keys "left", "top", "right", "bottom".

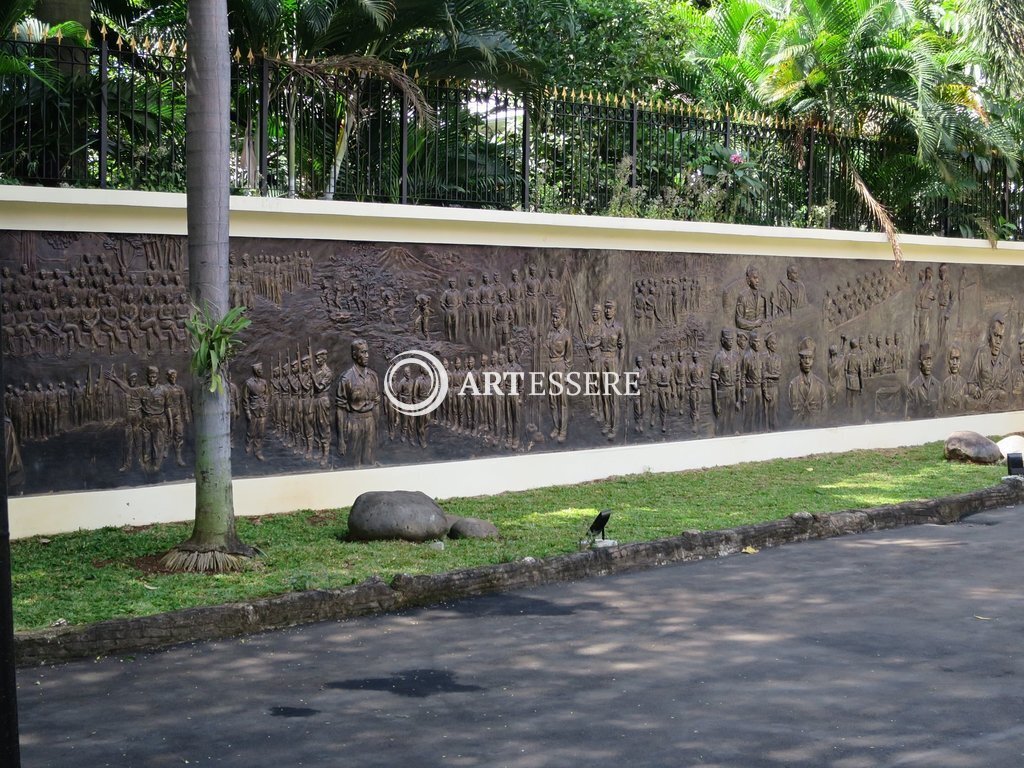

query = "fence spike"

[
  {"left": 54, "top": 28, "right": 64, "bottom": 44},
  {"left": 247, "top": 48, "right": 255, "bottom": 64},
  {"left": 83, "top": 30, "right": 92, "bottom": 45},
  {"left": 414, "top": 69, "right": 420, "bottom": 80},
  {"left": 115, "top": 34, "right": 123, "bottom": 50},
  {"left": 168, "top": 39, "right": 177, "bottom": 56},
  {"left": 99, "top": 24, "right": 108, "bottom": 39}
]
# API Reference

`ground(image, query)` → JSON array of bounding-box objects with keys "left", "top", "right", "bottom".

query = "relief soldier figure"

[
  {"left": 524, "top": 265, "right": 541, "bottom": 328},
  {"left": 598, "top": 300, "right": 625, "bottom": 439},
  {"left": 336, "top": 339, "right": 380, "bottom": 467},
  {"left": 735, "top": 265, "right": 768, "bottom": 332},
  {"left": 413, "top": 365, "right": 432, "bottom": 448},
  {"left": 106, "top": 368, "right": 143, "bottom": 472},
  {"left": 777, "top": 264, "right": 807, "bottom": 315},
  {"left": 312, "top": 349, "right": 333, "bottom": 466},
  {"left": 936, "top": 264, "right": 954, "bottom": 348},
  {"left": 741, "top": 330, "right": 766, "bottom": 433},
  {"left": 844, "top": 337, "right": 865, "bottom": 411},
  {"left": 968, "top": 314, "right": 1011, "bottom": 409},
  {"left": 788, "top": 338, "right": 828, "bottom": 426},
  {"left": 504, "top": 346, "right": 523, "bottom": 449},
  {"left": 907, "top": 344, "right": 940, "bottom": 418},
  {"left": 711, "top": 329, "right": 740, "bottom": 436},
  {"left": 413, "top": 293, "right": 432, "bottom": 340},
  {"left": 545, "top": 308, "right": 573, "bottom": 443},
  {"left": 940, "top": 344, "right": 967, "bottom": 414},
  {"left": 243, "top": 362, "right": 270, "bottom": 461},
  {"left": 913, "top": 267, "right": 936, "bottom": 345},
  {"left": 479, "top": 273, "right": 496, "bottom": 341},
  {"left": 507, "top": 268, "right": 525, "bottom": 326},
  {"left": 441, "top": 278, "right": 461, "bottom": 341},
  {"left": 631, "top": 354, "right": 648, "bottom": 434},
  {"left": 137, "top": 365, "right": 170, "bottom": 471},
  {"left": 762, "top": 333, "right": 781, "bottom": 431},
  {"left": 494, "top": 292, "right": 514, "bottom": 348},
  {"left": 463, "top": 276, "right": 480, "bottom": 340},
  {"left": 165, "top": 368, "right": 190, "bottom": 467},
  {"left": 654, "top": 353, "right": 672, "bottom": 433}
]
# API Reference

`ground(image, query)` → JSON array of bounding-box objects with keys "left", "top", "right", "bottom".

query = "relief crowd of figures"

[
  {"left": 238, "top": 257, "right": 1024, "bottom": 471},
  {"left": 5, "top": 230, "right": 1024, "bottom": 494}
]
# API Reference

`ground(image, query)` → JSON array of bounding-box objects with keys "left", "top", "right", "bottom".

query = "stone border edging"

[{"left": 15, "top": 477, "right": 1024, "bottom": 667}]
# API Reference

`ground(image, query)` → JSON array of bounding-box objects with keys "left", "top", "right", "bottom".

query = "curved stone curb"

[{"left": 16, "top": 477, "right": 1024, "bottom": 667}]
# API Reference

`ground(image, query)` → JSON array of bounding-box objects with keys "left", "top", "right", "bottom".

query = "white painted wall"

[{"left": 2, "top": 187, "right": 1022, "bottom": 538}]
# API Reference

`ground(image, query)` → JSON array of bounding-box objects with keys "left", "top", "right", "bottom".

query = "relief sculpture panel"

[{"left": 1, "top": 229, "right": 1021, "bottom": 496}]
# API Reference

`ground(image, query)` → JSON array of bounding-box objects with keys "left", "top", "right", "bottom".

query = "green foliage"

[
  {"left": 790, "top": 199, "right": 839, "bottom": 228},
  {"left": 10, "top": 442, "right": 1003, "bottom": 631},
  {"left": 185, "top": 305, "right": 251, "bottom": 394},
  {"left": 664, "top": 0, "right": 1023, "bottom": 246},
  {"left": 603, "top": 143, "right": 767, "bottom": 223},
  {"left": 498, "top": 0, "right": 689, "bottom": 95}
]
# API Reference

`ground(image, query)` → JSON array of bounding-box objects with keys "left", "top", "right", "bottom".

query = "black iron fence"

[{"left": 3, "top": 36, "right": 1022, "bottom": 238}]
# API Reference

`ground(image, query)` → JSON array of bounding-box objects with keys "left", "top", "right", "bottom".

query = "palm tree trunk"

[
  {"left": 162, "top": 0, "right": 253, "bottom": 573},
  {"left": 322, "top": 84, "right": 362, "bottom": 200}
]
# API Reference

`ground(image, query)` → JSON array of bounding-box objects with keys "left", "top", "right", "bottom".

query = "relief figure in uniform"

[
  {"left": 788, "top": 338, "right": 828, "bottom": 426},
  {"left": 336, "top": 339, "right": 380, "bottom": 467},
  {"left": 243, "top": 362, "right": 270, "bottom": 461},
  {"left": 545, "top": 307, "right": 573, "bottom": 443}
]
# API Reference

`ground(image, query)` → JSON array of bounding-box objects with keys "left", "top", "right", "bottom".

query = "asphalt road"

[{"left": 16, "top": 505, "right": 1024, "bottom": 768}]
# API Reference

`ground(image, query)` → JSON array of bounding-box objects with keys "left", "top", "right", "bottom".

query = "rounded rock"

[
  {"left": 944, "top": 431, "right": 1002, "bottom": 465},
  {"left": 347, "top": 490, "right": 450, "bottom": 542}
]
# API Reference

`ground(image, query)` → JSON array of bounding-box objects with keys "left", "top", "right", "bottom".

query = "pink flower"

[{"left": 730, "top": 152, "right": 744, "bottom": 164}]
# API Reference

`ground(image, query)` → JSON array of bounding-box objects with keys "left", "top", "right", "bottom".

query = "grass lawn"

[{"left": 11, "top": 441, "right": 1005, "bottom": 632}]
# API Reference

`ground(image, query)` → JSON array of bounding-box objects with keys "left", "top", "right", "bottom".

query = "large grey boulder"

[
  {"left": 448, "top": 517, "right": 500, "bottom": 540},
  {"left": 944, "top": 431, "right": 1002, "bottom": 465},
  {"left": 347, "top": 491, "right": 450, "bottom": 542}
]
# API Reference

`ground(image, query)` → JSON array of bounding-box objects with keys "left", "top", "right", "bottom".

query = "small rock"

[
  {"left": 945, "top": 431, "right": 1003, "bottom": 464},
  {"left": 426, "top": 540, "right": 445, "bottom": 551},
  {"left": 447, "top": 517, "right": 500, "bottom": 540}
]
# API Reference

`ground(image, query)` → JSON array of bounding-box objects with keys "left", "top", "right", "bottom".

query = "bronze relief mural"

[{"left": 0, "top": 229, "right": 1020, "bottom": 496}]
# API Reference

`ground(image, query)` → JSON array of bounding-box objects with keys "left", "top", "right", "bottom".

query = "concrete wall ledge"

[{"left": 16, "top": 476, "right": 1024, "bottom": 667}]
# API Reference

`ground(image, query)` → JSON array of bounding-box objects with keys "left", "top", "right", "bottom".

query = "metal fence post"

[
  {"left": 629, "top": 100, "right": 638, "bottom": 189},
  {"left": 806, "top": 125, "right": 816, "bottom": 215},
  {"left": 400, "top": 90, "right": 409, "bottom": 205},
  {"left": 521, "top": 94, "right": 531, "bottom": 210},
  {"left": 1003, "top": 163, "right": 1011, "bottom": 223},
  {"left": 98, "top": 33, "right": 109, "bottom": 189},
  {"left": 259, "top": 56, "right": 269, "bottom": 196}
]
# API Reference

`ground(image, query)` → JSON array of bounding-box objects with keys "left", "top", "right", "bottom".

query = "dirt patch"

[
  {"left": 306, "top": 511, "right": 337, "bottom": 527},
  {"left": 131, "top": 555, "right": 177, "bottom": 576}
]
